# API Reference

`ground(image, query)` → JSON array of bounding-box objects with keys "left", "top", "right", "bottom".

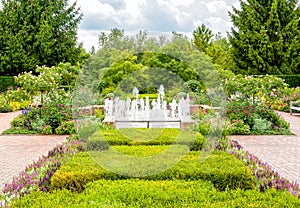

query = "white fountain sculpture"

[{"left": 103, "top": 85, "right": 192, "bottom": 129}]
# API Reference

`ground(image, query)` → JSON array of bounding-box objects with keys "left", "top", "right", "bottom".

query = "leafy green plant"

[
  {"left": 77, "top": 118, "right": 101, "bottom": 141},
  {"left": 225, "top": 120, "right": 251, "bottom": 135},
  {"left": 51, "top": 150, "right": 254, "bottom": 192},
  {"left": 0, "top": 76, "right": 15, "bottom": 92},
  {"left": 2, "top": 128, "right": 39, "bottom": 135},
  {"left": 11, "top": 115, "right": 26, "bottom": 128},
  {"left": 31, "top": 117, "right": 46, "bottom": 132},
  {"left": 252, "top": 118, "right": 272, "bottom": 134},
  {"left": 11, "top": 179, "right": 300, "bottom": 208},
  {"left": 94, "top": 109, "right": 105, "bottom": 121},
  {"left": 41, "top": 125, "right": 53, "bottom": 135},
  {"left": 55, "top": 121, "right": 76, "bottom": 135},
  {"left": 86, "top": 129, "right": 206, "bottom": 150}
]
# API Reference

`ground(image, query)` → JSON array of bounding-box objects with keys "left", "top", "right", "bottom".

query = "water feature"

[{"left": 103, "top": 85, "right": 193, "bottom": 129}]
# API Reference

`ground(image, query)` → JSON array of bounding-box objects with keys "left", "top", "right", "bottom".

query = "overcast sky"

[
  {"left": 0, "top": 0, "right": 240, "bottom": 51},
  {"left": 72, "top": 0, "right": 240, "bottom": 51}
]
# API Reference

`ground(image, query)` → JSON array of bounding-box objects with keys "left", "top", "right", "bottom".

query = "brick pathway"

[
  {"left": 0, "top": 112, "right": 67, "bottom": 191},
  {"left": 0, "top": 111, "right": 21, "bottom": 134},
  {"left": 229, "top": 111, "right": 300, "bottom": 184}
]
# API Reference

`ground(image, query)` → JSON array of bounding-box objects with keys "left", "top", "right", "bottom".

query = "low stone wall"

[{"left": 78, "top": 105, "right": 104, "bottom": 116}]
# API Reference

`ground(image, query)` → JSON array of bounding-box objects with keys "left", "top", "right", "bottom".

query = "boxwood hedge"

[
  {"left": 12, "top": 180, "right": 300, "bottom": 207},
  {"left": 51, "top": 148, "right": 254, "bottom": 192},
  {"left": 86, "top": 129, "right": 206, "bottom": 151}
]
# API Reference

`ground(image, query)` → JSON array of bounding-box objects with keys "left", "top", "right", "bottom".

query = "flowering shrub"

[
  {"left": 5, "top": 90, "right": 76, "bottom": 135},
  {"left": 3, "top": 63, "right": 80, "bottom": 133},
  {"left": 220, "top": 72, "right": 288, "bottom": 103},
  {"left": 0, "top": 141, "right": 83, "bottom": 207},
  {"left": 15, "top": 68, "right": 61, "bottom": 99},
  {"left": 225, "top": 100, "right": 290, "bottom": 135},
  {"left": 225, "top": 120, "right": 250, "bottom": 135}
]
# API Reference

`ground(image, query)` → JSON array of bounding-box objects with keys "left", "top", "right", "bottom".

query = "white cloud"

[
  {"left": 77, "top": 29, "right": 100, "bottom": 51},
  {"left": 1, "top": 0, "right": 240, "bottom": 50},
  {"left": 205, "top": 1, "right": 229, "bottom": 14},
  {"left": 206, "top": 17, "right": 233, "bottom": 35}
]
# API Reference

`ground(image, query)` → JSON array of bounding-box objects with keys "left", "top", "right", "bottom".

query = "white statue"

[
  {"left": 125, "top": 98, "right": 131, "bottom": 115},
  {"left": 133, "top": 87, "right": 139, "bottom": 99},
  {"left": 104, "top": 98, "right": 113, "bottom": 117},
  {"left": 145, "top": 96, "right": 150, "bottom": 119},
  {"left": 151, "top": 100, "right": 157, "bottom": 110},
  {"left": 140, "top": 98, "right": 145, "bottom": 112},
  {"left": 170, "top": 99, "right": 177, "bottom": 118}
]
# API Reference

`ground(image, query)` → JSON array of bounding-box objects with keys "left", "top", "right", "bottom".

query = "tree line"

[{"left": 0, "top": 0, "right": 299, "bottom": 76}]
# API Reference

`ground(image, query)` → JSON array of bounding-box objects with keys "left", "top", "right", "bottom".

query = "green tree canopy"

[
  {"left": 229, "top": 0, "right": 300, "bottom": 75},
  {"left": 0, "top": 0, "right": 83, "bottom": 75},
  {"left": 81, "top": 30, "right": 218, "bottom": 98},
  {"left": 192, "top": 25, "right": 235, "bottom": 71}
]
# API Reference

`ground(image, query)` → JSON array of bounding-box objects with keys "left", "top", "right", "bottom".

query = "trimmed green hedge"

[
  {"left": 12, "top": 180, "right": 300, "bottom": 207},
  {"left": 51, "top": 149, "right": 254, "bottom": 192},
  {"left": 277, "top": 74, "right": 300, "bottom": 88},
  {"left": 0, "top": 76, "right": 15, "bottom": 92},
  {"left": 86, "top": 129, "right": 206, "bottom": 151}
]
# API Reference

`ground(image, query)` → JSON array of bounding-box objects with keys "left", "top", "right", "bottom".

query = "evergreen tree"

[
  {"left": 0, "top": 0, "right": 82, "bottom": 75},
  {"left": 193, "top": 24, "right": 213, "bottom": 53},
  {"left": 229, "top": 0, "right": 300, "bottom": 75},
  {"left": 193, "top": 25, "right": 233, "bottom": 69}
]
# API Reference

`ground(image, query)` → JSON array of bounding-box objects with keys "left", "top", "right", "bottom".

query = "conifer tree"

[
  {"left": 0, "top": 0, "right": 82, "bottom": 75},
  {"left": 229, "top": 0, "right": 300, "bottom": 75}
]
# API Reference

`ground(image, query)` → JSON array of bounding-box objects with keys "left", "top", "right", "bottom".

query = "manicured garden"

[
  {"left": 1, "top": 128, "right": 299, "bottom": 207},
  {"left": 0, "top": 31, "right": 300, "bottom": 208}
]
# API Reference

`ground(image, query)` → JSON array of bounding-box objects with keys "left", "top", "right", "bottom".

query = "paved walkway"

[
  {"left": 229, "top": 111, "right": 300, "bottom": 184},
  {"left": 0, "top": 112, "right": 67, "bottom": 190}
]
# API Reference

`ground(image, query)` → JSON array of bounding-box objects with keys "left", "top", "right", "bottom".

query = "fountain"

[{"left": 103, "top": 85, "right": 193, "bottom": 129}]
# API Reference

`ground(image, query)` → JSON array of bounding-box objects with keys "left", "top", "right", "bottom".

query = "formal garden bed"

[{"left": 1, "top": 129, "right": 299, "bottom": 207}]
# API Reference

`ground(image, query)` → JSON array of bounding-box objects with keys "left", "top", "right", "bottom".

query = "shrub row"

[
  {"left": 12, "top": 179, "right": 300, "bottom": 207},
  {"left": 277, "top": 74, "right": 300, "bottom": 88},
  {"left": 51, "top": 149, "right": 254, "bottom": 192},
  {"left": 86, "top": 129, "right": 206, "bottom": 151}
]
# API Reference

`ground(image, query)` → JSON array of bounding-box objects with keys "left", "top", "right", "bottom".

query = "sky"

[
  {"left": 72, "top": 0, "right": 240, "bottom": 51},
  {"left": 0, "top": 0, "right": 240, "bottom": 51}
]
